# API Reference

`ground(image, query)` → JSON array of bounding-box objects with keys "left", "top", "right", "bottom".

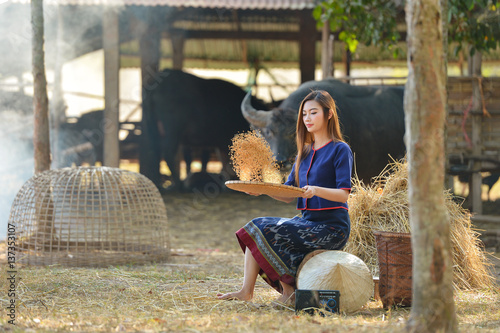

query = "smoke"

[
  {"left": 0, "top": 3, "right": 30, "bottom": 239},
  {"left": 0, "top": 1, "right": 128, "bottom": 239},
  {"left": 0, "top": 111, "right": 34, "bottom": 240}
]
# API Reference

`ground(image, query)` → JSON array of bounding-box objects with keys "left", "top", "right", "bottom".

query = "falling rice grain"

[{"left": 229, "top": 130, "right": 282, "bottom": 183}]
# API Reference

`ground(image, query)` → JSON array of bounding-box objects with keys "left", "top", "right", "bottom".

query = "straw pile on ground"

[
  {"left": 229, "top": 130, "right": 282, "bottom": 183},
  {"left": 346, "top": 160, "right": 495, "bottom": 290}
]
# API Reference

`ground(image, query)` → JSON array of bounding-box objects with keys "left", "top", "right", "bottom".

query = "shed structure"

[
  {"left": 5, "top": 1, "right": 499, "bottom": 216},
  {"left": 9, "top": 0, "right": 329, "bottom": 183}
]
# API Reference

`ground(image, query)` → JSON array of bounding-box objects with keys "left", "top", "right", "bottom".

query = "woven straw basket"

[
  {"left": 8, "top": 167, "right": 170, "bottom": 267},
  {"left": 373, "top": 231, "right": 413, "bottom": 308}
]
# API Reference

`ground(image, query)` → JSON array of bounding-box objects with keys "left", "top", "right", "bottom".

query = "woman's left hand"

[{"left": 301, "top": 185, "right": 317, "bottom": 199}]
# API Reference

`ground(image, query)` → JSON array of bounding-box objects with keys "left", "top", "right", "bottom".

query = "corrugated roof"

[{"left": 11, "top": 0, "right": 318, "bottom": 9}]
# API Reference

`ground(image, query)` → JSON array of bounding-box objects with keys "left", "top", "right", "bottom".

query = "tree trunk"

[
  {"left": 32, "top": 0, "right": 55, "bottom": 247},
  {"left": 32, "top": 0, "right": 51, "bottom": 173},
  {"left": 442, "top": 0, "right": 455, "bottom": 206},
  {"left": 405, "top": 0, "right": 457, "bottom": 331},
  {"left": 467, "top": 48, "right": 482, "bottom": 77},
  {"left": 321, "top": 23, "right": 333, "bottom": 79}
]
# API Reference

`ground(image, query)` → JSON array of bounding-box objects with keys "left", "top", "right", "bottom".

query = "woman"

[{"left": 217, "top": 90, "right": 353, "bottom": 306}]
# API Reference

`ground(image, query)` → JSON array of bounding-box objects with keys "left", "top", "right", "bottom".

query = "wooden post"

[
  {"left": 32, "top": 0, "right": 51, "bottom": 173},
  {"left": 170, "top": 31, "right": 185, "bottom": 180},
  {"left": 51, "top": 4, "right": 67, "bottom": 168},
  {"left": 470, "top": 113, "right": 482, "bottom": 214},
  {"left": 321, "top": 23, "right": 334, "bottom": 79},
  {"left": 171, "top": 33, "right": 185, "bottom": 70},
  {"left": 469, "top": 51, "right": 483, "bottom": 214},
  {"left": 103, "top": 7, "right": 120, "bottom": 168},
  {"left": 299, "top": 11, "right": 316, "bottom": 83},
  {"left": 232, "top": 10, "right": 248, "bottom": 65},
  {"left": 139, "top": 9, "right": 162, "bottom": 187},
  {"left": 344, "top": 49, "right": 351, "bottom": 78}
]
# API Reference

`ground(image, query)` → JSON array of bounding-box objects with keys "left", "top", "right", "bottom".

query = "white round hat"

[{"left": 297, "top": 250, "right": 374, "bottom": 313}]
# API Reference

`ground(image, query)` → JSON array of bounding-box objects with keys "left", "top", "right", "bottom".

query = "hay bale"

[
  {"left": 297, "top": 250, "right": 374, "bottom": 313},
  {"left": 346, "top": 160, "right": 495, "bottom": 290}
]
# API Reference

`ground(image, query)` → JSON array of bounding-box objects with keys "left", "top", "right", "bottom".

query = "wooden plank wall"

[{"left": 447, "top": 77, "right": 500, "bottom": 170}]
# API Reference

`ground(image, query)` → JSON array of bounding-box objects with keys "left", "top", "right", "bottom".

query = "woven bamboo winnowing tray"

[{"left": 225, "top": 180, "right": 305, "bottom": 197}]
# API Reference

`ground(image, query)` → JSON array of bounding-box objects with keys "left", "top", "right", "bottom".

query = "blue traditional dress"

[{"left": 235, "top": 140, "right": 354, "bottom": 292}]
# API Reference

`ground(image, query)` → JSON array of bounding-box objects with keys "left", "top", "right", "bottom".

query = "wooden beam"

[
  {"left": 103, "top": 7, "right": 120, "bottom": 168},
  {"left": 165, "top": 29, "right": 406, "bottom": 42},
  {"left": 165, "top": 28, "right": 320, "bottom": 41}
]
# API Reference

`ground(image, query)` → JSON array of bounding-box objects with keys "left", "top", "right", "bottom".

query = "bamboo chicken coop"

[{"left": 8, "top": 167, "right": 170, "bottom": 267}]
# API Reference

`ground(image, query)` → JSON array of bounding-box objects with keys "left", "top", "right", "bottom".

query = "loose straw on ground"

[
  {"left": 229, "top": 130, "right": 282, "bottom": 183},
  {"left": 346, "top": 160, "right": 495, "bottom": 290}
]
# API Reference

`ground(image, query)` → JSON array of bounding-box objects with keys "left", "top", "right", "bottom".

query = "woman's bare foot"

[
  {"left": 276, "top": 281, "right": 296, "bottom": 306},
  {"left": 275, "top": 291, "right": 295, "bottom": 306},
  {"left": 216, "top": 290, "right": 253, "bottom": 301}
]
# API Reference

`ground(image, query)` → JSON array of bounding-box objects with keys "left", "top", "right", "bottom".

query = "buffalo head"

[{"left": 241, "top": 91, "right": 297, "bottom": 167}]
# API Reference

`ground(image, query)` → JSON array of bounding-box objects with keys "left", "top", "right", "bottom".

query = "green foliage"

[
  {"left": 313, "top": 0, "right": 401, "bottom": 57},
  {"left": 315, "top": 0, "right": 500, "bottom": 59},
  {"left": 448, "top": 0, "right": 500, "bottom": 56}
]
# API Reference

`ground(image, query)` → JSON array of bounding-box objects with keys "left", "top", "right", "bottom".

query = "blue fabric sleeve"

[
  {"left": 284, "top": 162, "right": 296, "bottom": 186},
  {"left": 334, "top": 142, "right": 353, "bottom": 190}
]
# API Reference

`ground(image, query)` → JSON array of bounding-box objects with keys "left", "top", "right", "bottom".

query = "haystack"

[{"left": 346, "top": 160, "right": 495, "bottom": 290}]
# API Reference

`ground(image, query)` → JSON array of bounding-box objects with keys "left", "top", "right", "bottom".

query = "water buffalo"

[
  {"left": 241, "top": 78, "right": 406, "bottom": 183},
  {"left": 148, "top": 69, "right": 268, "bottom": 190},
  {"left": 55, "top": 110, "right": 140, "bottom": 167}
]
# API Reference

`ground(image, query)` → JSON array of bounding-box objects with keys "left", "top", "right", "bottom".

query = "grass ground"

[{"left": 1, "top": 192, "right": 499, "bottom": 332}]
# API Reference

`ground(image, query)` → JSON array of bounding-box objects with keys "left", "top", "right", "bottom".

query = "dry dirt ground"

[
  {"left": 1, "top": 189, "right": 497, "bottom": 285},
  {"left": 163, "top": 191, "right": 298, "bottom": 253},
  {"left": 0, "top": 189, "right": 498, "bottom": 332},
  {"left": 163, "top": 190, "right": 500, "bottom": 287}
]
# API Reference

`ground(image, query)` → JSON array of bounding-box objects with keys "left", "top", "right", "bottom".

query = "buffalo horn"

[{"left": 241, "top": 90, "right": 271, "bottom": 128}]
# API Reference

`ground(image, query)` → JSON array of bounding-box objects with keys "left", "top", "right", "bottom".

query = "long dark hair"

[{"left": 294, "top": 90, "right": 345, "bottom": 186}]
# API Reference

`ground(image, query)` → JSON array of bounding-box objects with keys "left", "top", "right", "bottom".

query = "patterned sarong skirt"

[{"left": 236, "top": 209, "right": 350, "bottom": 293}]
